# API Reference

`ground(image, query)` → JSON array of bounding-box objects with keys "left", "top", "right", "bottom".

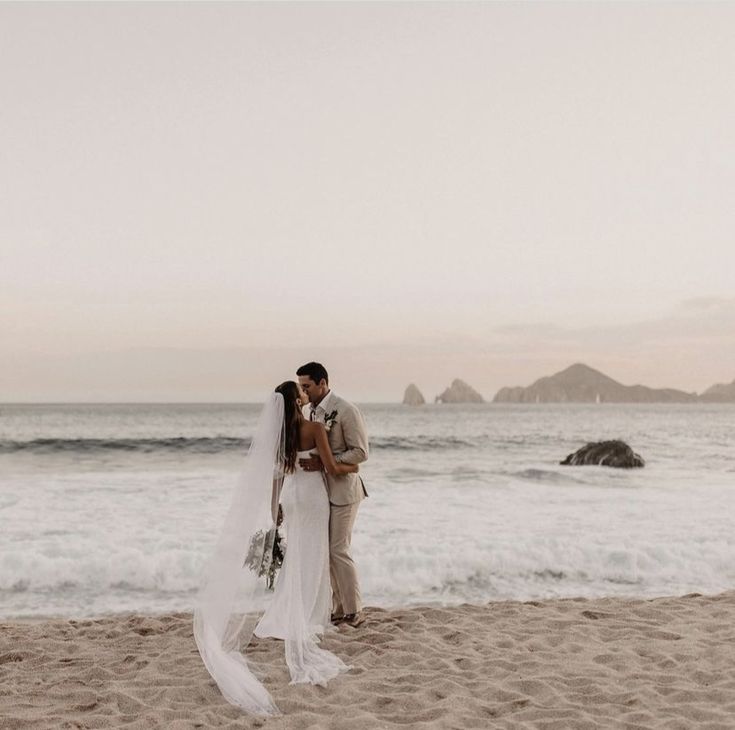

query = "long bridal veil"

[{"left": 193, "top": 392, "right": 284, "bottom": 716}]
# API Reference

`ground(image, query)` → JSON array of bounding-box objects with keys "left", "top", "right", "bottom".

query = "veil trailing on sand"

[{"left": 193, "top": 392, "right": 285, "bottom": 716}]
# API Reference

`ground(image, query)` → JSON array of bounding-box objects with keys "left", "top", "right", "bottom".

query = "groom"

[{"left": 297, "top": 362, "right": 368, "bottom": 628}]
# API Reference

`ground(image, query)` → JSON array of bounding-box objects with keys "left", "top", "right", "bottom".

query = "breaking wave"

[{"left": 0, "top": 435, "right": 483, "bottom": 455}]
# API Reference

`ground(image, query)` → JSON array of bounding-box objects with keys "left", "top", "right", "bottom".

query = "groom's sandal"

[
  {"left": 331, "top": 613, "right": 345, "bottom": 625},
  {"left": 341, "top": 612, "right": 365, "bottom": 628}
]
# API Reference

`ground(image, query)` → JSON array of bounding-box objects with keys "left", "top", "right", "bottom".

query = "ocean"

[{"left": 1, "top": 402, "right": 734, "bottom": 619}]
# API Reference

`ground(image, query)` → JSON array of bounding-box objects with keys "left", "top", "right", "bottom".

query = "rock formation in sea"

[
  {"left": 560, "top": 440, "right": 645, "bottom": 468},
  {"left": 402, "top": 384, "right": 426, "bottom": 406},
  {"left": 700, "top": 378, "right": 735, "bottom": 403},
  {"left": 493, "top": 363, "right": 698, "bottom": 404},
  {"left": 435, "top": 379, "right": 484, "bottom": 404}
]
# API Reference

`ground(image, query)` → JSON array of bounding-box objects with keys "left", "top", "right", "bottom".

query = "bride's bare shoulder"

[
  {"left": 305, "top": 421, "right": 326, "bottom": 434},
  {"left": 300, "top": 420, "right": 325, "bottom": 437}
]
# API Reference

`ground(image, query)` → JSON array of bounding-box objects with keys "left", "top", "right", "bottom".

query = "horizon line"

[{"left": 1, "top": 401, "right": 732, "bottom": 407}]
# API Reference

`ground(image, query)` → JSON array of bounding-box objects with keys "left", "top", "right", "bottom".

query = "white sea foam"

[{"left": 1, "top": 403, "right": 734, "bottom": 617}]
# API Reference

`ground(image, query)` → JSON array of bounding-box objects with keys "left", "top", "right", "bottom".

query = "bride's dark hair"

[{"left": 275, "top": 381, "right": 302, "bottom": 474}]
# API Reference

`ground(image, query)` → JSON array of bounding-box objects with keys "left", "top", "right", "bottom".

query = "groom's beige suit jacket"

[{"left": 304, "top": 391, "right": 368, "bottom": 506}]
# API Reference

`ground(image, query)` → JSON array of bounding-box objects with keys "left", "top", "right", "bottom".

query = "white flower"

[{"left": 324, "top": 410, "right": 338, "bottom": 433}]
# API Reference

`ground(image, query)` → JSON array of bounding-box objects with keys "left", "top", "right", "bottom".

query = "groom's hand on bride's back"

[{"left": 299, "top": 454, "right": 323, "bottom": 472}]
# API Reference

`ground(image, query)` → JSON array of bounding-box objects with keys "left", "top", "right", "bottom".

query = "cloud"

[
  {"left": 677, "top": 297, "right": 735, "bottom": 312},
  {"left": 493, "top": 298, "right": 735, "bottom": 343}
]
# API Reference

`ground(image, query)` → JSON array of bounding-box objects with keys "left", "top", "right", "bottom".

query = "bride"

[{"left": 193, "top": 381, "right": 357, "bottom": 715}]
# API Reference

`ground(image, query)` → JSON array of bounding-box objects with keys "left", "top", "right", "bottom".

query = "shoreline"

[
  {"left": 1, "top": 586, "right": 731, "bottom": 624},
  {"left": 3, "top": 590, "right": 735, "bottom": 729}
]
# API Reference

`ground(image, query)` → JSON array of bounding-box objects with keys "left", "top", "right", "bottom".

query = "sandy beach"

[{"left": 2, "top": 591, "right": 735, "bottom": 729}]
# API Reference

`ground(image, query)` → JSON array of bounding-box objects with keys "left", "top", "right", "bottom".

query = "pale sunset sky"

[{"left": 1, "top": 2, "right": 734, "bottom": 402}]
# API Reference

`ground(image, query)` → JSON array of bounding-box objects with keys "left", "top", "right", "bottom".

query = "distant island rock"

[
  {"left": 560, "top": 440, "right": 645, "bottom": 468},
  {"left": 700, "top": 378, "right": 735, "bottom": 403},
  {"left": 402, "top": 384, "right": 426, "bottom": 406},
  {"left": 435, "top": 379, "right": 484, "bottom": 404},
  {"left": 493, "top": 363, "right": 698, "bottom": 404}
]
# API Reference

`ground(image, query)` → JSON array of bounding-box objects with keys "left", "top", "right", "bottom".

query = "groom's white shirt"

[
  {"left": 309, "top": 389, "right": 337, "bottom": 424},
  {"left": 307, "top": 390, "right": 350, "bottom": 462}
]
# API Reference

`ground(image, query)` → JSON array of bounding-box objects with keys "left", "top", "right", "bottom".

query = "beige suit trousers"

[{"left": 329, "top": 501, "right": 362, "bottom": 616}]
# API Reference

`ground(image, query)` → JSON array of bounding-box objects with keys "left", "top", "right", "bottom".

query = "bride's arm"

[{"left": 313, "top": 424, "right": 359, "bottom": 476}]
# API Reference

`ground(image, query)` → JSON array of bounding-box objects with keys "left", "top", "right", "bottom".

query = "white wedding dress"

[
  {"left": 254, "top": 450, "right": 349, "bottom": 685},
  {"left": 194, "top": 396, "right": 348, "bottom": 716}
]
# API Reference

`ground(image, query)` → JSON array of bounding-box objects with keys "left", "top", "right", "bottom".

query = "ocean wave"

[
  {"left": 0, "top": 435, "right": 481, "bottom": 456},
  {"left": 373, "top": 436, "right": 479, "bottom": 451},
  {"left": 0, "top": 437, "right": 250, "bottom": 455},
  {"left": 0, "top": 547, "right": 204, "bottom": 595},
  {"left": 0, "top": 537, "right": 721, "bottom": 603},
  {"left": 511, "top": 468, "right": 578, "bottom": 484}
]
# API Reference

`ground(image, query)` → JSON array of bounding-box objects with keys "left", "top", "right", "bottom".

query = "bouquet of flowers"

[{"left": 244, "top": 526, "right": 285, "bottom": 590}]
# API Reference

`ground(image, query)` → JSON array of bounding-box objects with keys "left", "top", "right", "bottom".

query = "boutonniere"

[{"left": 324, "top": 410, "right": 338, "bottom": 433}]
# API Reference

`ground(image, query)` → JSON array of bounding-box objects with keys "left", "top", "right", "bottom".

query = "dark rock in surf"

[{"left": 560, "top": 440, "right": 644, "bottom": 468}]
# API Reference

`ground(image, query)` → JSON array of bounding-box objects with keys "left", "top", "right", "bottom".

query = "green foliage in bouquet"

[{"left": 244, "top": 527, "right": 285, "bottom": 590}]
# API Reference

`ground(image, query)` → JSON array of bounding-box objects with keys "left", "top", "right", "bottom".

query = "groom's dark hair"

[{"left": 296, "top": 361, "right": 329, "bottom": 385}]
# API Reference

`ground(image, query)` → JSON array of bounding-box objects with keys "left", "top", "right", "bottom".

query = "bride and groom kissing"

[{"left": 194, "top": 361, "right": 369, "bottom": 715}]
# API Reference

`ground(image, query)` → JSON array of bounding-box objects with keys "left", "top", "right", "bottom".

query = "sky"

[{"left": 1, "top": 2, "right": 734, "bottom": 402}]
